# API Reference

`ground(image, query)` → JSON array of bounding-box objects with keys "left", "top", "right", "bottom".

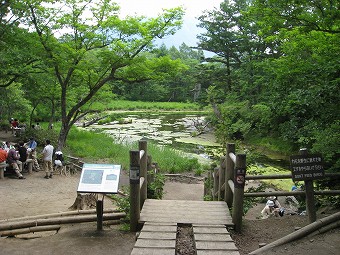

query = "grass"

[
  {"left": 90, "top": 100, "right": 204, "bottom": 112},
  {"left": 65, "top": 127, "right": 202, "bottom": 173}
]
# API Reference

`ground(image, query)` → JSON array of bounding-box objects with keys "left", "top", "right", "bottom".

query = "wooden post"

[
  {"left": 225, "top": 143, "right": 235, "bottom": 207},
  {"left": 218, "top": 156, "right": 225, "bottom": 201},
  {"left": 0, "top": 163, "right": 5, "bottom": 179},
  {"left": 300, "top": 148, "right": 317, "bottom": 223},
  {"left": 232, "top": 154, "right": 246, "bottom": 233},
  {"left": 129, "top": 150, "right": 140, "bottom": 232},
  {"left": 139, "top": 139, "right": 147, "bottom": 208},
  {"left": 26, "top": 159, "right": 33, "bottom": 174},
  {"left": 213, "top": 167, "right": 218, "bottom": 201},
  {"left": 96, "top": 200, "right": 103, "bottom": 231}
]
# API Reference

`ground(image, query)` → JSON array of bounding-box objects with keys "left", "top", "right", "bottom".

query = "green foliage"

[
  {"left": 90, "top": 100, "right": 201, "bottom": 112},
  {"left": 66, "top": 128, "right": 132, "bottom": 168},
  {"left": 147, "top": 171, "right": 165, "bottom": 199},
  {"left": 243, "top": 184, "right": 268, "bottom": 215},
  {"left": 18, "top": 127, "right": 59, "bottom": 149}
]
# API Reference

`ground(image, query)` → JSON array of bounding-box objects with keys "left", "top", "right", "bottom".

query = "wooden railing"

[
  {"left": 206, "top": 143, "right": 246, "bottom": 232},
  {"left": 207, "top": 143, "right": 340, "bottom": 232},
  {"left": 129, "top": 139, "right": 148, "bottom": 232}
]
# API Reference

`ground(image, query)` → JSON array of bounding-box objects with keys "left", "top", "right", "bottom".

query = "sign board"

[
  {"left": 77, "top": 163, "right": 121, "bottom": 194},
  {"left": 290, "top": 154, "right": 324, "bottom": 181},
  {"left": 234, "top": 167, "right": 246, "bottom": 188}
]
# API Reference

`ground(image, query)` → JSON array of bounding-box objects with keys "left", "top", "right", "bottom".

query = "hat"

[
  {"left": 55, "top": 151, "right": 63, "bottom": 155},
  {"left": 27, "top": 148, "right": 32, "bottom": 152},
  {"left": 268, "top": 196, "right": 277, "bottom": 200},
  {"left": 267, "top": 201, "right": 274, "bottom": 207}
]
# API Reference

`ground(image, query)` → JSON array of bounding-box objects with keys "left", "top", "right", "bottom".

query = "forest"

[{"left": 0, "top": 0, "right": 339, "bottom": 174}]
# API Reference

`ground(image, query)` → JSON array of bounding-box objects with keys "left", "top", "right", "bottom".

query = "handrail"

[
  {"left": 139, "top": 150, "right": 145, "bottom": 159},
  {"left": 229, "top": 152, "right": 236, "bottom": 163}
]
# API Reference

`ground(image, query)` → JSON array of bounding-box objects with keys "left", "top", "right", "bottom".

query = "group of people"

[
  {"left": 260, "top": 185, "right": 303, "bottom": 219},
  {"left": 261, "top": 196, "right": 285, "bottom": 219},
  {"left": 0, "top": 138, "right": 61, "bottom": 180}
]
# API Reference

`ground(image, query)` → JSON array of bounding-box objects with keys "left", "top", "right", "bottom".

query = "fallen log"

[
  {"left": 249, "top": 211, "right": 340, "bottom": 255},
  {"left": 0, "top": 209, "right": 120, "bottom": 223},
  {"left": 0, "top": 212, "right": 126, "bottom": 231},
  {"left": 1, "top": 225, "right": 61, "bottom": 237}
]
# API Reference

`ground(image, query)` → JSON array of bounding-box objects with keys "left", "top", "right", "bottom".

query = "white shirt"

[{"left": 42, "top": 144, "right": 54, "bottom": 161}]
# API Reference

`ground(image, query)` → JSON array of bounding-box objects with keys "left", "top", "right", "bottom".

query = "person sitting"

[
  {"left": 261, "top": 200, "right": 278, "bottom": 219},
  {"left": 18, "top": 141, "right": 28, "bottom": 170},
  {"left": 27, "top": 137, "right": 40, "bottom": 172},
  {"left": 7, "top": 144, "right": 25, "bottom": 179},
  {"left": 0, "top": 147, "right": 7, "bottom": 169},
  {"left": 3, "top": 141, "right": 13, "bottom": 152}
]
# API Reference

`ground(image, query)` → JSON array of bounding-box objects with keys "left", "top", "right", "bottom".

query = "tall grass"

[
  {"left": 66, "top": 127, "right": 201, "bottom": 173},
  {"left": 90, "top": 100, "right": 203, "bottom": 111}
]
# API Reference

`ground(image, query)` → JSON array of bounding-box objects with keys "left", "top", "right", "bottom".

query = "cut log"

[
  {"left": 0, "top": 225, "right": 61, "bottom": 237},
  {"left": 69, "top": 193, "right": 98, "bottom": 210},
  {"left": 0, "top": 213, "right": 126, "bottom": 231}
]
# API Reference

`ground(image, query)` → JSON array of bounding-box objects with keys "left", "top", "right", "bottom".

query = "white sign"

[{"left": 77, "top": 163, "right": 121, "bottom": 194}]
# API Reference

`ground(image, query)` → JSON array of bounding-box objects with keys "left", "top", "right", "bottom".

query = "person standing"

[
  {"left": 42, "top": 140, "right": 54, "bottom": 179},
  {"left": 27, "top": 137, "right": 41, "bottom": 171},
  {"left": 7, "top": 144, "right": 25, "bottom": 179}
]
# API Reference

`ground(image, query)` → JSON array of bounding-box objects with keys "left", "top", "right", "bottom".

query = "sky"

[{"left": 114, "top": 0, "right": 222, "bottom": 48}]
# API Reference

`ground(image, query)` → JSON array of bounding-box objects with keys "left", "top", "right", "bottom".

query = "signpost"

[
  {"left": 290, "top": 149, "right": 324, "bottom": 223},
  {"left": 77, "top": 163, "right": 121, "bottom": 230},
  {"left": 290, "top": 154, "right": 324, "bottom": 181}
]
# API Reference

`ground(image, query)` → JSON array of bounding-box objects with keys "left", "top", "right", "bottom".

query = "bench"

[{"left": 0, "top": 159, "right": 33, "bottom": 180}]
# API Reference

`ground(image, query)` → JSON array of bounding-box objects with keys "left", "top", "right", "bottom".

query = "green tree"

[{"left": 10, "top": 0, "right": 184, "bottom": 149}]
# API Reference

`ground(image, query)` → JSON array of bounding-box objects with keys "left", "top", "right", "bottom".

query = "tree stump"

[{"left": 69, "top": 193, "right": 97, "bottom": 210}]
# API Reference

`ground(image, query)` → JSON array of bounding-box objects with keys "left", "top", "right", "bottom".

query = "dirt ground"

[{"left": 0, "top": 131, "right": 339, "bottom": 255}]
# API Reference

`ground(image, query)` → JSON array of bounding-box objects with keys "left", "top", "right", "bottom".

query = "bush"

[{"left": 18, "top": 128, "right": 59, "bottom": 149}]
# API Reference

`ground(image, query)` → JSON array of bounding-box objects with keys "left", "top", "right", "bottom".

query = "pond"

[
  {"left": 84, "top": 112, "right": 291, "bottom": 177},
  {"left": 85, "top": 113, "right": 221, "bottom": 163}
]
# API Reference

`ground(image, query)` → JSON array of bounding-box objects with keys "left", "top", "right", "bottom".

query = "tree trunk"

[{"left": 68, "top": 193, "right": 98, "bottom": 211}]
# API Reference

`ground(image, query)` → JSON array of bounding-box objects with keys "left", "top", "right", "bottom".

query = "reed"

[
  {"left": 66, "top": 128, "right": 201, "bottom": 173},
  {"left": 90, "top": 100, "right": 202, "bottom": 111}
]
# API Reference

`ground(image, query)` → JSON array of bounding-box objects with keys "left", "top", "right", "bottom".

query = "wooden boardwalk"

[{"left": 131, "top": 199, "right": 239, "bottom": 255}]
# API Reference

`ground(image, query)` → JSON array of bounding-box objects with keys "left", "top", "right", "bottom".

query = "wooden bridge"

[
  {"left": 131, "top": 199, "right": 239, "bottom": 255},
  {"left": 128, "top": 140, "right": 243, "bottom": 254}
]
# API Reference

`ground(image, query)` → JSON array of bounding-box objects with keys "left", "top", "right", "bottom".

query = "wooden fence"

[
  {"left": 129, "top": 139, "right": 149, "bottom": 232},
  {"left": 206, "top": 143, "right": 340, "bottom": 232}
]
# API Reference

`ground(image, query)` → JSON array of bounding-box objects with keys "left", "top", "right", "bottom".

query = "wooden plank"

[
  {"left": 139, "top": 231, "right": 176, "bottom": 240},
  {"left": 197, "top": 242, "right": 238, "bottom": 251},
  {"left": 144, "top": 199, "right": 227, "bottom": 205},
  {"left": 196, "top": 241, "right": 238, "bottom": 250},
  {"left": 144, "top": 222, "right": 177, "bottom": 226},
  {"left": 141, "top": 208, "right": 230, "bottom": 214},
  {"left": 135, "top": 239, "right": 175, "bottom": 248},
  {"left": 131, "top": 247, "right": 175, "bottom": 255},
  {"left": 196, "top": 251, "right": 240, "bottom": 255},
  {"left": 194, "top": 233, "right": 233, "bottom": 242},
  {"left": 193, "top": 227, "right": 229, "bottom": 234},
  {"left": 141, "top": 212, "right": 231, "bottom": 219},
  {"left": 141, "top": 225, "right": 177, "bottom": 232},
  {"left": 140, "top": 217, "right": 232, "bottom": 225}
]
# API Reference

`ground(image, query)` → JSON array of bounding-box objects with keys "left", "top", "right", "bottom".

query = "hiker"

[
  {"left": 261, "top": 200, "right": 279, "bottom": 219},
  {"left": 7, "top": 144, "right": 25, "bottom": 179},
  {"left": 0, "top": 147, "right": 7, "bottom": 169},
  {"left": 42, "top": 139, "right": 54, "bottom": 179},
  {"left": 54, "top": 150, "right": 64, "bottom": 173},
  {"left": 27, "top": 137, "right": 41, "bottom": 171}
]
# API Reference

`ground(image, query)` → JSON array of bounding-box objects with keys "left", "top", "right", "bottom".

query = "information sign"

[
  {"left": 290, "top": 154, "right": 324, "bottom": 181},
  {"left": 77, "top": 163, "right": 121, "bottom": 194},
  {"left": 234, "top": 167, "right": 246, "bottom": 188}
]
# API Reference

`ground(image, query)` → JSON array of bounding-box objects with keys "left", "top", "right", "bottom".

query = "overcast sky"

[{"left": 115, "top": 0, "right": 222, "bottom": 48}]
